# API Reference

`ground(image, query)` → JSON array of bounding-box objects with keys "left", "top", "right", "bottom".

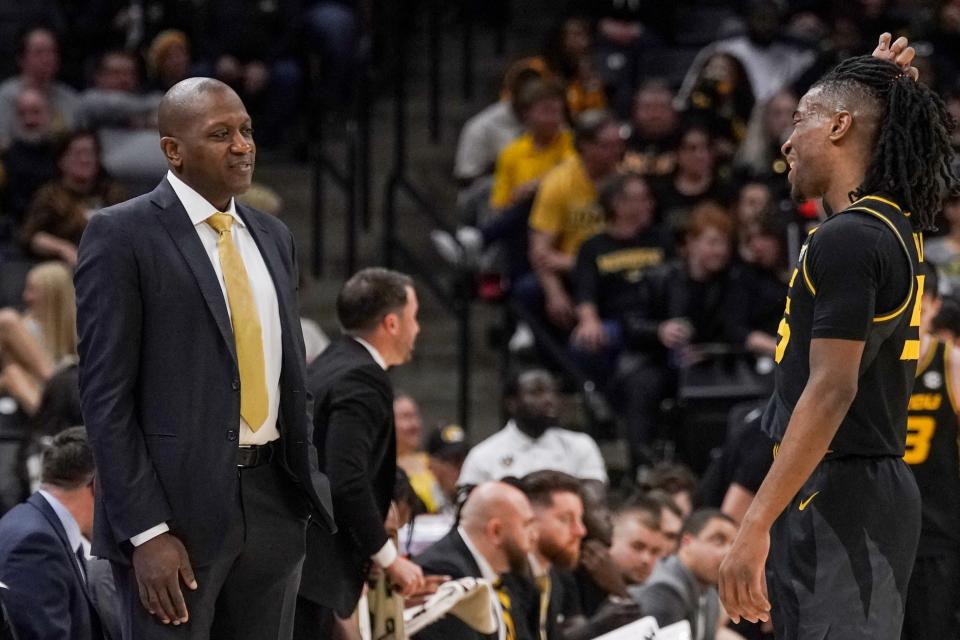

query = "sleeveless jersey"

[
  {"left": 762, "top": 195, "right": 923, "bottom": 456},
  {"left": 906, "top": 338, "right": 960, "bottom": 554}
]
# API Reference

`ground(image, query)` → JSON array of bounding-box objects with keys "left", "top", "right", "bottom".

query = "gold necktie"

[
  {"left": 206, "top": 213, "right": 268, "bottom": 431},
  {"left": 535, "top": 574, "right": 551, "bottom": 640}
]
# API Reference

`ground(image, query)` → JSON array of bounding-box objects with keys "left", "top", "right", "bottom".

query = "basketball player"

[
  {"left": 901, "top": 262, "right": 960, "bottom": 639},
  {"left": 718, "top": 35, "right": 960, "bottom": 639}
]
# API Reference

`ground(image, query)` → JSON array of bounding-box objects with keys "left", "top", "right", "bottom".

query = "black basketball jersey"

[
  {"left": 762, "top": 195, "right": 923, "bottom": 456},
  {"left": 906, "top": 338, "right": 960, "bottom": 554}
]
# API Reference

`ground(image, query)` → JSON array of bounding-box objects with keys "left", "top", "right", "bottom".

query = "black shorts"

[
  {"left": 902, "top": 550, "right": 960, "bottom": 640},
  {"left": 766, "top": 455, "right": 920, "bottom": 640}
]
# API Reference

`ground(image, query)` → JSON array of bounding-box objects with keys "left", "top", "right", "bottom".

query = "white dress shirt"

[
  {"left": 130, "top": 171, "right": 284, "bottom": 547},
  {"left": 459, "top": 526, "right": 506, "bottom": 640},
  {"left": 458, "top": 420, "right": 608, "bottom": 485},
  {"left": 39, "top": 489, "right": 86, "bottom": 580}
]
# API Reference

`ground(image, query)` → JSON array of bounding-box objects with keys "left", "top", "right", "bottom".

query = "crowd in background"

[{"left": 0, "top": 1, "right": 959, "bottom": 639}]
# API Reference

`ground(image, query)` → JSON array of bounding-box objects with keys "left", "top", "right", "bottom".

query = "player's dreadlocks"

[{"left": 815, "top": 55, "right": 959, "bottom": 231}]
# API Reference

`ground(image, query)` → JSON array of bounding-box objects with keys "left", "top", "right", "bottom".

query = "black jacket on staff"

[{"left": 300, "top": 336, "right": 397, "bottom": 617}]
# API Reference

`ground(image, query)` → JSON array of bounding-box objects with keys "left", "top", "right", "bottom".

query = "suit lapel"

[
  {"left": 27, "top": 494, "right": 96, "bottom": 606},
  {"left": 152, "top": 180, "right": 238, "bottom": 364}
]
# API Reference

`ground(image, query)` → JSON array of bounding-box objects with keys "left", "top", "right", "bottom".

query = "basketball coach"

[{"left": 75, "top": 77, "right": 334, "bottom": 639}]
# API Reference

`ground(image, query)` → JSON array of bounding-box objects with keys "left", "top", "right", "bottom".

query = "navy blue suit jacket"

[
  {"left": 75, "top": 178, "right": 335, "bottom": 566},
  {"left": 0, "top": 493, "right": 101, "bottom": 639}
]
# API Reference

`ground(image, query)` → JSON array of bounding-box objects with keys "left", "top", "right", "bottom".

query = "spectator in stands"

[
  {"left": 490, "top": 80, "right": 573, "bottom": 213},
  {"left": 0, "top": 427, "right": 104, "bottom": 639},
  {"left": 21, "top": 130, "right": 126, "bottom": 265},
  {"left": 541, "top": 17, "right": 607, "bottom": 116},
  {"left": 454, "top": 59, "right": 546, "bottom": 188},
  {"left": 396, "top": 393, "right": 447, "bottom": 514},
  {"left": 574, "top": 0, "right": 677, "bottom": 115},
  {"left": 647, "top": 490, "right": 683, "bottom": 551},
  {"left": 76, "top": 50, "right": 168, "bottom": 193},
  {"left": 518, "top": 470, "right": 587, "bottom": 640},
  {"left": 458, "top": 369, "right": 607, "bottom": 486},
  {"left": 146, "top": 30, "right": 192, "bottom": 93},
  {"left": 639, "top": 463, "right": 698, "bottom": 518},
  {"left": 516, "top": 470, "right": 641, "bottom": 640},
  {"left": 413, "top": 481, "right": 537, "bottom": 640},
  {"left": 571, "top": 172, "right": 670, "bottom": 383},
  {"left": 425, "top": 423, "right": 470, "bottom": 511},
  {"left": 301, "top": 0, "right": 362, "bottom": 109},
  {"left": 432, "top": 79, "right": 574, "bottom": 278},
  {"left": 925, "top": 195, "right": 960, "bottom": 294},
  {"left": 736, "top": 89, "right": 797, "bottom": 179},
  {"left": 628, "top": 509, "right": 740, "bottom": 640},
  {"left": 0, "top": 87, "right": 58, "bottom": 235},
  {"left": 678, "top": 0, "right": 816, "bottom": 108},
  {"left": 681, "top": 53, "right": 755, "bottom": 157},
  {"left": 649, "top": 122, "right": 727, "bottom": 239},
  {"left": 32, "top": 360, "right": 81, "bottom": 438},
  {"left": 524, "top": 110, "right": 623, "bottom": 332},
  {"left": 0, "top": 27, "right": 77, "bottom": 149},
  {"left": 729, "top": 215, "right": 789, "bottom": 358},
  {"left": 608, "top": 496, "right": 670, "bottom": 587},
  {"left": 618, "top": 205, "right": 743, "bottom": 468},
  {"left": 0, "top": 262, "right": 76, "bottom": 416},
  {"left": 623, "top": 80, "right": 679, "bottom": 177},
  {"left": 194, "top": 0, "right": 303, "bottom": 147},
  {"left": 732, "top": 179, "right": 775, "bottom": 258}
]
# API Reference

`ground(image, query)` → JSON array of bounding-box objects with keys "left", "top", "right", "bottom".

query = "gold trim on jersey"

[
  {"left": 851, "top": 194, "right": 903, "bottom": 213},
  {"left": 841, "top": 205, "right": 916, "bottom": 323},
  {"left": 801, "top": 252, "right": 817, "bottom": 296}
]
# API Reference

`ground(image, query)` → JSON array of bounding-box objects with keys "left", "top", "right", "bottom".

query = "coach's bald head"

[{"left": 158, "top": 77, "right": 255, "bottom": 210}]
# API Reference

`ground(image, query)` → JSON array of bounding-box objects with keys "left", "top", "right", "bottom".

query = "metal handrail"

[{"left": 382, "top": 3, "right": 476, "bottom": 430}]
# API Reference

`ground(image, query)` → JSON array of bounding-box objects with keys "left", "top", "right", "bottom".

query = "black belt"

[{"left": 237, "top": 440, "right": 278, "bottom": 468}]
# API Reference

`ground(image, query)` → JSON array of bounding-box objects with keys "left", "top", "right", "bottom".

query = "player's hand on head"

[
  {"left": 873, "top": 33, "right": 919, "bottom": 81},
  {"left": 719, "top": 525, "right": 771, "bottom": 625}
]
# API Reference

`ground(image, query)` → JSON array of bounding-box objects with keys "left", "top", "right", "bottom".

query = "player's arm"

[
  {"left": 719, "top": 337, "right": 863, "bottom": 623},
  {"left": 720, "top": 216, "right": 885, "bottom": 624}
]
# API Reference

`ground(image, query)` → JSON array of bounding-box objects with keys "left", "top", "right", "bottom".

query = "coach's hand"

[
  {"left": 873, "top": 33, "right": 919, "bottom": 81},
  {"left": 132, "top": 532, "right": 198, "bottom": 625},
  {"left": 718, "top": 521, "right": 771, "bottom": 625},
  {"left": 385, "top": 555, "right": 425, "bottom": 597}
]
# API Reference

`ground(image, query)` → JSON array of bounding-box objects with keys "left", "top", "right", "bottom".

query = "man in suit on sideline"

[
  {"left": 414, "top": 481, "right": 537, "bottom": 640},
  {"left": 75, "top": 77, "right": 334, "bottom": 639},
  {"left": 296, "top": 268, "right": 426, "bottom": 636},
  {"left": 0, "top": 427, "right": 102, "bottom": 639}
]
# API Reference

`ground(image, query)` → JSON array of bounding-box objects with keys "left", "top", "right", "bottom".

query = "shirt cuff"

[
  {"left": 130, "top": 523, "right": 170, "bottom": 547},
  {"left": 371, "top": 539, "right": 398, "bottom": 568}
]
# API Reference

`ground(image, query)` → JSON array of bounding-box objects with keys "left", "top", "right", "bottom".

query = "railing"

[
  {"left": 307, "top": 49, "right": 372, "bottom": 278},
  {"left": 382, "top": 2, "right": 474, "bottom": 429},
  {"left": 308, "top": 0, "right": 512, "bottom": 430}
]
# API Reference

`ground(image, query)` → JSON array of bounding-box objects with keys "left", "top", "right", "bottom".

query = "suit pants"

[{"left": 112, "top": 457, "right": 310, "bottom": 640}]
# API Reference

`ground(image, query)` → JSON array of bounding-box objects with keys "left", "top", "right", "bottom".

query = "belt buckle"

[{"left": 238, "top": 445, "right": 258, "bottom": 468}]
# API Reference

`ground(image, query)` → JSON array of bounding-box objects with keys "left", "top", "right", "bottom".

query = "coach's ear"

[
  {"left": 828, "top": 110, "right": 854, "bottom": 143},
  {"left": 160, "top": 136, "right": 182, "bottom": 169}
]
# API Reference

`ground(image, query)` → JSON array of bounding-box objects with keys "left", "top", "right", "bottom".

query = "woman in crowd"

[
  {"left": 20, "top": 130, "right": 125, "bottom": 266},
  {"left": 0, "top": 261, "right": 76, "bottom": 415}
]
